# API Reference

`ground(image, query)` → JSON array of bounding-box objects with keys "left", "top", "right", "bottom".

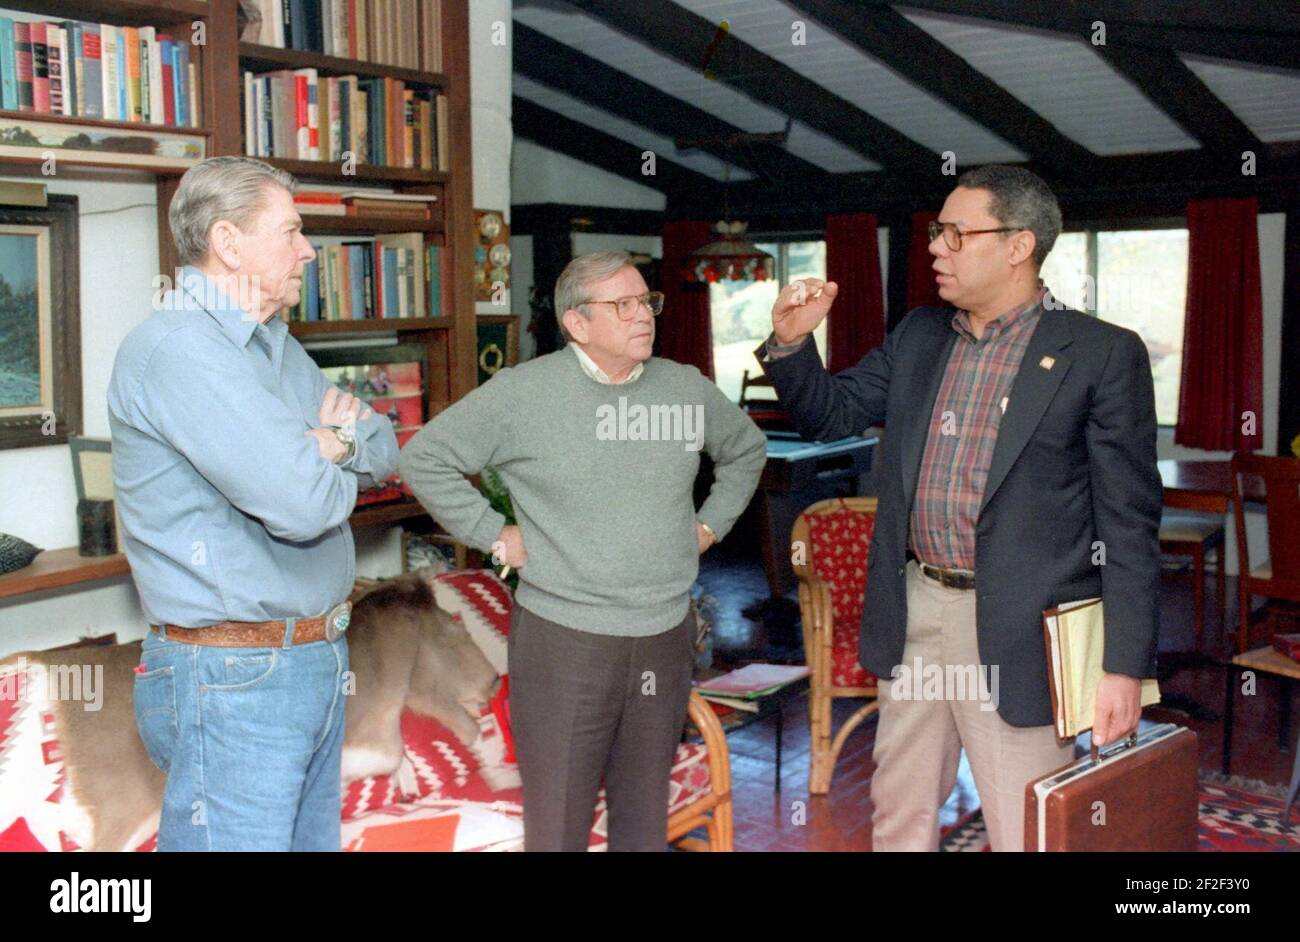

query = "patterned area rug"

[{"left": 940, "top": 774, "right": 1300, "bottom": 852}]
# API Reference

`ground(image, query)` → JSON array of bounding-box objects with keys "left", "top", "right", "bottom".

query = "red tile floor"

[{"left": 695, "top": 535, "right": 1295, "bottom": 851}]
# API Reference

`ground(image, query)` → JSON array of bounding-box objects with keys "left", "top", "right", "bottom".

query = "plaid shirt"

[{"left": 909, "top": 288, "right": 1047, "bottom": 570}]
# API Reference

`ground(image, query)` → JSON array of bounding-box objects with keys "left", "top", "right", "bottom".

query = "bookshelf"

[
  {"left": 238, "top": 41, "right": 449, "bottom": 90},
  {"left": 0, "top": 0, "right": 478, "bottom": 533}
]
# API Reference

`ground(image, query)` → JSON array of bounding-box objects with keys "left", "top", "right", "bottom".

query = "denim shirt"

[{"left": 107, "top": 265, "right": 399, "bottom": 626}]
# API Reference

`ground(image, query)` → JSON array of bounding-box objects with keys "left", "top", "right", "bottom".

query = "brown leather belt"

[
  {"left": 919, "top": 562, "right": 976, "bottom": 591},
  {"left": 151, "top": 601, "right": 351, "bottom": 648}
]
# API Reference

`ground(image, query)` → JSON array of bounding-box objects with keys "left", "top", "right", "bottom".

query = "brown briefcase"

[{"left": 1024, "top": 723, "right": 1199, "bottom": 851}]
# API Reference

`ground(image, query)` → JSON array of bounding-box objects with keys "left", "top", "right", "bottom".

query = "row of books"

[
  {"left": 242, "top": 0, "right": 442, "bottom": 73},
  {"left": 0, "top": 17, "right": 200, "bottom": 126},
  {"left": 243, "top": 68, "right": 445, "bottom": 170},
  {"left": 286, "top": 236, "right": 443, "bottom": 322},
  {"left": 293, "top": 189, "right": 437, "bottom": 219}
]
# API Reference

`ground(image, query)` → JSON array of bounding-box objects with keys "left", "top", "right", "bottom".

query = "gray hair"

[
  {"left": 168, "top": 156, "right": 298, "bottom": 266},
  {"left": 956, "top": 165, "right": 1062, "bottom": 267},
  {"left": 554, "top": 250, "right": 634, "bottom": 342}
]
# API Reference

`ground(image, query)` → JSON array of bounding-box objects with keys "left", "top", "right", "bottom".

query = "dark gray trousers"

[{"left": 508, "top": 604, "right": 696, "bottom": 852}]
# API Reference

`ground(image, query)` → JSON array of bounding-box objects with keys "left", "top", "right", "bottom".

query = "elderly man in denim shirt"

[{"left": 108, "top": 156, "right": 398, "bottom": 851}]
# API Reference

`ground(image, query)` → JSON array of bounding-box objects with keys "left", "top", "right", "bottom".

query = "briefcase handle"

[{"left": 1090, "top": 729, "right": 1139, "bottom": 763}]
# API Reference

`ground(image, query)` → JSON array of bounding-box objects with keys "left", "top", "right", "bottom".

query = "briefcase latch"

[{"left": 1090, "top": 729, "right": 1139, "bottom": 763}]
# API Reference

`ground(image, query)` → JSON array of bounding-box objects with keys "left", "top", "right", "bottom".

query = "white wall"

[
  {"left": 509, "top": 140, "right": 667, "bottom": 355},
  {"left": 511, "top": 139, "right": 666, "bottom": 210},
  {"left": 0, "top": 171, "right": 159, "bottom": 651},
  {"left": 0, "top": 3, "right": 515, "bottom": 655},
  {"left": 471, "top": 0, "right": 512, "bottom": 318}
]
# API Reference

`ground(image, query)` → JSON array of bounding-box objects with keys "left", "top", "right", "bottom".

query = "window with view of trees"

[
  {"left": 1039, "top": 227, "right": 1188, "bottom": 426},
  {"left": 710, "top": 240, "right": 827, "bottom": 403}
]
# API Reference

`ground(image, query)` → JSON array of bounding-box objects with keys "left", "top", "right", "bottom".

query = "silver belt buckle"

[{"left": 324, "top": 601, "right": 351, "bottom": 642}]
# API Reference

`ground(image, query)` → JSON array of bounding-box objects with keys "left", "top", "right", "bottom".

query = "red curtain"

[
  {"left": 660, "top": 221, "right": 715, "bottom": 379},
  {"left": 906, "top": 210, "right": 944, "bottom": 311},
  {"left": 825, "top": 213, "right": 885, "bottom": 373},
  {"left": 1175, "top": 197, "right": 1263, "bottom": 451}
]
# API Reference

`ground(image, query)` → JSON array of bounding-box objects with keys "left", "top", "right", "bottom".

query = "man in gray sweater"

[{"left": 398, "top": 251, "right": 766, "bottom": 851}]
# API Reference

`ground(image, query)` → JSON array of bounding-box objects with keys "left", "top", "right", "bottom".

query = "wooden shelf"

[
  {"left": 261, "top": 157, "right": 447, "bottom": 186},
  {"left": 350, "top": 498, "right": 428, "bottom": 529},
  {"left": 0, "top": 0, "right": 211, "bottom": 26},
  {"left": 299, "top": 214, "right": 440, "bottom": 235},
  {"left": 289, "top": 316, "right": 452, "bottom": 337},
  {"left": 239, "top": 43, "right": 449, "bottom": 90},
  {"left": 0, "top": 109, "right": 212, "bottom": 137},
  {"left": 0, "top": 547, "right": 130, "bottom": 600}
]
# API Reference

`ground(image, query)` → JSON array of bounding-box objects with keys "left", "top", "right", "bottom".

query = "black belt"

[{"left": 918, "top": 562, "right": 976, "bottom": 591}]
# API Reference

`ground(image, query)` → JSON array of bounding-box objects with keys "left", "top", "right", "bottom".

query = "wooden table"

[
  {"left": 756, "top": 432, "right": 878, "bottom": 598},
  {"left": 1160, "top": 459, "right": 1286, "bottom": 758},
  {"left": 1159, "top": 459, "right": 1264, "bottom": 513}
]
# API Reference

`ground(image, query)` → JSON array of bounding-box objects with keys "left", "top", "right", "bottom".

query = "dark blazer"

[{"left": 758, "top": 304, "right": 1162, "bottom": 727}]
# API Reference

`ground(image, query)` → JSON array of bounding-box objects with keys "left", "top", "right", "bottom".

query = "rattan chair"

[{"left": 791, "top": 496, "right": 880, "bottom": 794}]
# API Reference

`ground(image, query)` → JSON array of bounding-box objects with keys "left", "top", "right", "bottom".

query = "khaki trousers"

[{"left": 869, "top": 560, "right": 1075, "bottom": 851}]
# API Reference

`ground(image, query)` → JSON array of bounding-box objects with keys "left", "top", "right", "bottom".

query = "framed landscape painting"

[{"left": 0, "top": 195, "right": 81, "bottom": 449}]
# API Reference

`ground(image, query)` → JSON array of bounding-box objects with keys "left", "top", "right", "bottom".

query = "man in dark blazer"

[{"left": 756, "top": 166, "right": 1161, "bottom": 851}]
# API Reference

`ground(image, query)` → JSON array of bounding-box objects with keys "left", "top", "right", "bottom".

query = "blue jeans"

[{"left": 133, "top": 625, "right": 350, "bottom": 851}]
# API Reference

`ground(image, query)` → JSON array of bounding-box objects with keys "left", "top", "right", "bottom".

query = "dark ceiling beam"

[
  {"left": 784, "top": 0, "right": 1096, "bottom": 179},
  {"left": 1093, "top": 43, "right": 1264, "bottom": 156},
  {"left": 514, "top": 23, "right": 828, "bottom": 184},
  {"left": 512, "top": 96, "right": 718, "bottom": 196},
  {"left": 887, "top": 1, "right": 1300, "bottom": 70},
  {"left": 512, "top": 203, "right": 665, "bottom": 237},
  {"left": 563, "top": 0, "right": 941, "bottom": 175},
  {"left": 677, "top": 143, "right": 1300, "bottom": 219}
]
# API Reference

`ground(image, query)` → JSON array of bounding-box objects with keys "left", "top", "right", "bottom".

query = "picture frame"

[
  {"left": 476, "top": 314, "right": 519, "bottom": 386},
  {"left": 0, "top": 116, "right": 204, "bottom": 170},
  {"left": 0, "top": 195, "right": 81, "bottom": 450},
  {"left": 69, "top": 436, "right": 113, "bottom": 502},
  {"left": 306, "top": 342, "right": 429, "bottom": 447},
  {"left": 306, "top": 342, "right": 430, "bottom": 507}
]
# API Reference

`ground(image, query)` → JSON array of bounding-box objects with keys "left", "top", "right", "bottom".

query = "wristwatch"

[{"left": 328, "top": 424, "right": 357, "bottom": 463}]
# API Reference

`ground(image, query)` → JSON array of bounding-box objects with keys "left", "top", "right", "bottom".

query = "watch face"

[
  {"left": 478, "top": 212, "right": 502, "bottom": 240},
  {"left": 489, "top": 243, "right": 511, "bottom": 267}
]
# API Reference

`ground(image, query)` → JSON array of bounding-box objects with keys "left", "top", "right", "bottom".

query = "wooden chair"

[
  {"left": 1230, "top": 453, "right": 1300, "bottom": 655},
  {"left": 1221, "top": 453, "right": 1300, "bottom": 773},
  {"left": 1159, "top": 510, "right": 1226, "bottom": 649},
  {"left": 791, "top": 496, "right": 880, "bottom": 794},
  {"left": 739, "top": 368, "right": 776, "bottom": 409}
]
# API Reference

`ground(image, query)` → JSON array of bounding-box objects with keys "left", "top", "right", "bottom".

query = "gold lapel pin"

[{"left": 1039, "top": 355, "right": 1056, "bottom": 370}]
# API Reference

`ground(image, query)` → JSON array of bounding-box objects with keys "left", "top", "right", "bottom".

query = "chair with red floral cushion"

[{"left": 791, "top": 496, "right": 879, "bottom": 794}]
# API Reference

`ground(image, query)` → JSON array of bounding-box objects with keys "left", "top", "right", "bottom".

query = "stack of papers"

[{"left": 694, "top": 664, "right": 811, "bottom": 713}]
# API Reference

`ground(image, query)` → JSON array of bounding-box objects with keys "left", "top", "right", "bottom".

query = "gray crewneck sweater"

[{"left": 397, "top": 350, "right": 767, "bottom": 635}]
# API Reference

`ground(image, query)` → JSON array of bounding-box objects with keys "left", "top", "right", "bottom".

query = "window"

[
  {"left": 710, "top": 240, "right": 828, "bottom": 403},
  {"left": 1039, "top": 227, "right": 1188, "bottom": 426}
]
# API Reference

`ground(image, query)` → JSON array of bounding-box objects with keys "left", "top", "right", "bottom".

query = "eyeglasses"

[
  {"left": 928, "top": 220, "right": 1024, "bottom": 252},
  {"left": 581, "top": 291, "right": 665, "bottom": 320}
]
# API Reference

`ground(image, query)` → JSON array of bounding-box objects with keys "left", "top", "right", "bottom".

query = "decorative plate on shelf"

[{"left": 473, "top": 209, "right": 510, "bottom": 302}]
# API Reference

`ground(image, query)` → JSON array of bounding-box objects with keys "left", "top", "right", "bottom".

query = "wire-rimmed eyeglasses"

[{"left": 580, "top": 291, "right": 665, "bottom": 320}]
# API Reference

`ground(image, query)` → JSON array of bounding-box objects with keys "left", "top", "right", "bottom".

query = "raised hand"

[{"left": 771, "top": 278, "right": 838, "bottom": 345}]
